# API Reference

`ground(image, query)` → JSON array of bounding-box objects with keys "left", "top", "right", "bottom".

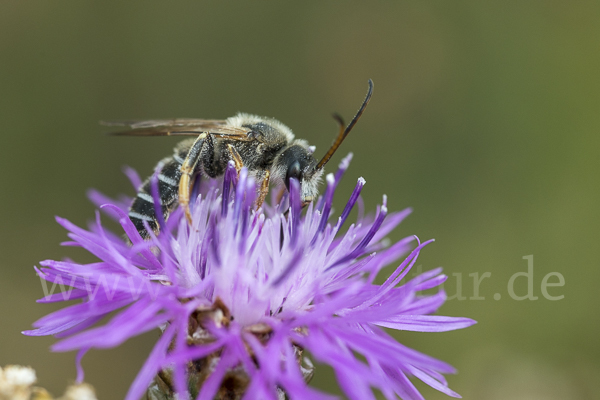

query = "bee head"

[
  {"left": 272, "top": 80, "right": 373, "bottom": 207},
  {"left": 274, "top": 142, "right": 323, "bottom": 203}
]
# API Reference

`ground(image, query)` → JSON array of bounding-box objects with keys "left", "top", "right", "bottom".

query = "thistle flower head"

[{"left": 25, "top": 154, "right": 475, "bottom": 400}]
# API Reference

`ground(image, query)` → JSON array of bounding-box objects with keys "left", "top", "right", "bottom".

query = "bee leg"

[
  {"left": 256, "top": 170, "right": 270, "bottom": 209},
  {"left": 227, "top": 144, "right": 244, "bottom": 175},
  {"left": 179, "top": 133, "right": 207, "bottom": 225}
]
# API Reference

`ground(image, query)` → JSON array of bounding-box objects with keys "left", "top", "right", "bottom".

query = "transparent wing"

[{"left": 102, "top": 118, "right": 252, "bottom": 139}]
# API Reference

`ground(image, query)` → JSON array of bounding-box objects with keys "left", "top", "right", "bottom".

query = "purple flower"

[{"left": 24, "top": 154, "right": 475, "bottom": 400}]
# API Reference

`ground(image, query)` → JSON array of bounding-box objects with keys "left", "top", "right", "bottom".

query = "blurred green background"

[{"left": 1, "top": 1, "right": 598, "bottom": 399}]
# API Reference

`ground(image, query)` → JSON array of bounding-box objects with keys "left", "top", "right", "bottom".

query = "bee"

[{"left": 105, "top": 80, "right": 373, "bottom": 239}]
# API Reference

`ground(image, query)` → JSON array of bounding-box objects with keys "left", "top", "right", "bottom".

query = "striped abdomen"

[{"left": 128, "top": 143, "right": 190, "bottom": 239}]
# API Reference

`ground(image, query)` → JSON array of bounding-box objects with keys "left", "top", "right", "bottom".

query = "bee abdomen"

[{"left": 128, "top": 157, "right": 182, "bottom": 239}]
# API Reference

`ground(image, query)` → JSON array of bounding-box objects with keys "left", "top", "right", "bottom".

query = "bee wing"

[{"left": 102, "top": 119, "right": 252, "bottom": 139}]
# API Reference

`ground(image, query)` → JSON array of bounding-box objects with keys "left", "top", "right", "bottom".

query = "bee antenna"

[
  {"left": 332, "top": 113, "right": 345, "bottom": 127},
  {"left": 315, "top": 79, "right": 373, "bottom": 171}
]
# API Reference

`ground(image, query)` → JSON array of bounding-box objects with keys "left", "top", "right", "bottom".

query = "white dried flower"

[
  {"left": 61, "top": 384, "right": 97, "bottom": 400},
  {"left": 0, "top": 365, "right": 36, "bottom": 400}
]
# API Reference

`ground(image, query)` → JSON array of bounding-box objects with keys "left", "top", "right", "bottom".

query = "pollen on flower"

[{"left": 25, "top": 154, "right": 475, "bottom": 400}]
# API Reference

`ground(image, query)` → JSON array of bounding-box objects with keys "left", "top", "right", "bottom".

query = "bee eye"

[{"left": 285, "top": 161, "right": 303, "bottom": 191}]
